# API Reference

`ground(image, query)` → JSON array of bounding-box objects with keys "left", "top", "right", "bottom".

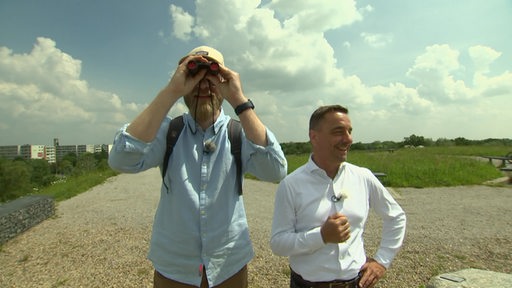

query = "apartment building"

[
  {"left": 0, "top": 145, "right": 19, "bottom": 160},
  {"left": 46, "top": 146, "right": 56, "bottom": 163},
  {"left": 0, "top": 144, "right": 109, "bottom": 163}
]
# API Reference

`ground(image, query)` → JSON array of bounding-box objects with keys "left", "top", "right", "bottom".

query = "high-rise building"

[{"left": 0, "top": 145, "right": 19, "bottom": 160}]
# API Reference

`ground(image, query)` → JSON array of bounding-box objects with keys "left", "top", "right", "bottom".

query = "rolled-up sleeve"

[
  {"left": 108, "top": 120, "right": 169, "bottom": 173},
  {"left": 243, "top": 128, "right": 287, "bottom": 183}
]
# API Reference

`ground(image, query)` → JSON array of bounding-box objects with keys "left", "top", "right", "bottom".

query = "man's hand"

[
  {"left": 166, "top": 56, "right": 209, "bottom": 100},
  {"left": 204, "top": 64, "right": 246, "bottom": 107},
  {"left": 320, "top": 213, "right": 351, "bottom": 244},
  {"left": 358, "top": 258, "right": 386, "bottom": 288}
]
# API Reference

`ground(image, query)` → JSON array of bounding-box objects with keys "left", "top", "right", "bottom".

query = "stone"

[
  {"left": 426, "top": 268, "right": 512, "bottom": 288},
  {"left": 0, "top": 195, "right": 55, "bottom": 244}
]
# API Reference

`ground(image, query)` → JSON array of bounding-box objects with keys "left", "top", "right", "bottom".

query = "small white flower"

[{"left": 335, "top": 189, "right": 349, "bottom": 200}]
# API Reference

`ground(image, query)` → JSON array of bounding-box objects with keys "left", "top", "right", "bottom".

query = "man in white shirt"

[{"left": 270, "top": 105, "right": 406, "bottom": 288}]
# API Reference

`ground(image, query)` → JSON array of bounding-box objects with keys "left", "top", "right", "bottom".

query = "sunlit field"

[{"left": 285, "top": 146, "right": 510, "bottom": 188}]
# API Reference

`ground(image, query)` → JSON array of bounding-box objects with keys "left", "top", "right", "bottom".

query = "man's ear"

[{"left": 309, "top": 130, "right": 317, "bottom": 146}]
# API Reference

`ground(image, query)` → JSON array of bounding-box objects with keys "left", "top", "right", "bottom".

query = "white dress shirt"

[{"left": 270, "top": 156, "right": 406, "bottom": 282}]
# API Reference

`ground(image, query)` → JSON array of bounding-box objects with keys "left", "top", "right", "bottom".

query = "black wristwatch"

[{"left": 234, "top": 99, "right": 255, "bottom": 115}]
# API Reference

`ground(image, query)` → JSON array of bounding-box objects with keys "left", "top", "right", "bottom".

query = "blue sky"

[{"left": 0, "top": 0, "right": 511, "bottom": 146}]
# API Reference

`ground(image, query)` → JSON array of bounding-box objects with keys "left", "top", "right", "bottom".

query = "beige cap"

[{"left": 179, "top": 45, "right": 224, "bottom": 65}]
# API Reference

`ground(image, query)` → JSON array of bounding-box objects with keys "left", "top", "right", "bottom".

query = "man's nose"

[
  {"left": 343, "top": 132, "right": 353, "bottom": 143},
  {"left": 198, "top": 78, "right": 210, "bottom": 89}
]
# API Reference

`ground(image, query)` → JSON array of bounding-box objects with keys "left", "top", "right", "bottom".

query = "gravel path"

[{"left": 1, "top": 168, "right": 511, "bottom": 287}]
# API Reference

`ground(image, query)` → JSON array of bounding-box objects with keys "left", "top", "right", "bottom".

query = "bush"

[
  {"left": 0, "top": 159, "right": 32, "bottom": 202},
  {"left": 0, "top": 151, "right": 114, "bottom": 203}
]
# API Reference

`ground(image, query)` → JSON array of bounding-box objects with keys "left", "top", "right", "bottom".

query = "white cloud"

[
  {"left": 178, "top": 0, "right": 366, "bottom": 141},
  {"left": 0, "top": 37, "right": 143, "bottom": 145},
  {"left": 169, "top": 0, "right": 362, "bottom": 99},
  {"left": 468, "top": 46, "right": 512, "bottom": 98},
  {"left": 162, "top": 1, "right": 511, "bottom": 142},
  {"left": 474, "top": 70, "right": 512, "bottom": 98},
  {"left": 469, "top": 45, "right": 502, "bottom": 74},
  {"left": 370, "top": 82, "right": 433, "bottom": 114},
  {"left": 169, "top": 4, "right": 194, "bottom": 41},
  {"left": 406, "top": 44, "right": 474, "bottom": 102},
  {"left": 360, "top": 32, "right": 393, "bottom": 48},
  {"left": 410, "top": 44, "right": 461, "bottom": 73},
  {"left": 1, "top": 1, "right": 510, "bottom": 146},
  {"left": 267, "top": 0, "right": 362, "bottom": 32},
  {"left": 360, "top": 4, "right": 374, "bottom": 14},
  {"left": 405, "top": 44, "right": 512, "bottom": 106}
]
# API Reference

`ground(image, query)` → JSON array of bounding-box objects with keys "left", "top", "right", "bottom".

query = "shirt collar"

[
  {"left": 183, "top": 108, "right": 228, "bottom": 134},
  {"left": 306, "top": 154, "right": 346, "bottom": 179}
]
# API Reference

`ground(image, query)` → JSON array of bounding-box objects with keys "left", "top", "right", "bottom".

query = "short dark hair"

[{"left": 309, "top": 105, "right": 349, "bottom": 130}]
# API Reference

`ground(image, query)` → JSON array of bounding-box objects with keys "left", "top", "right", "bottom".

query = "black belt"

[{"left": 290, "top": 269, "right": 360, "bottom": 288}]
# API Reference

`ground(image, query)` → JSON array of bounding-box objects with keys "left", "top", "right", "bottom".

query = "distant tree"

[
  {"left": 423, "top": 138, "right": 434, "bottom": 147},
  {"left": 403, "top": 134, "right": 426, "bottom": 147},
  {"left": 97, "top": 159, "right": 110, "bottom": 171},
  {"left": 381, "top": 141, "right": 399, "bottom": 150},
  {"left": 62, "top": 152, "right": 78, "bottom": 166},
  {"left": 281, "top": 142, "right": 311, "bottom": 155},
  {"left": 0, "top": 159, "right": 32, "bottom": 202},
  {"left": 75, "top": 153, "right": 97, "bottom": 175},
  {"left": 481, "top": 138, "right": 512, "bottom": 146},
  {"left": 370, "top": 141, "right": 383, "bottom": 150},
  {"left": 350, "top": 142, "right": 365, "bottom": 150},
  {"left": 435, "top": 138, "right": 455, "bottom": 146},
  {"left": 94, "top": 150, "right": 109, "bottom": 162},
  {"left": 58, "top": 160, "right": 74, "bottom": 176},
  {"left": 50, "top": 162, "right": 58, "bottom": 174},
  {"left": 454, "top": 137, "right": 471, "bottom": 146},
  {"left": 29, "top": 159, "right": 55, "bottom": 187}
]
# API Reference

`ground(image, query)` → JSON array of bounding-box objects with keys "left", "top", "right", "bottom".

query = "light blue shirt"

[{"left": 108, "top": 109, "right": 287, "bottom": 287}]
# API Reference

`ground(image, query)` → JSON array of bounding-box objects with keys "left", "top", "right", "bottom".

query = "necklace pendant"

[{"left": 331, "top": 195, "right": 341, "bottom": 202}]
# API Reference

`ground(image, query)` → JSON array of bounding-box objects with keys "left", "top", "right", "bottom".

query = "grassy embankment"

[
  {"left": 35, "top": 169, "right": 118, "bottom": 202},
  {"left": 285, "top": 146, "right": 510, "bottom": 188}
]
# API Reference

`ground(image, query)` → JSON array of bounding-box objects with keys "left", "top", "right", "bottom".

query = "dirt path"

[{"left": 1, "top": 168, "right": 511, "bottom": 287}]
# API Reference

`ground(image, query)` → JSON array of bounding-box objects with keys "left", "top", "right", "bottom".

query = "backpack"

[{"left": 161, "top": 115, "right": 243, "bottom": 195}]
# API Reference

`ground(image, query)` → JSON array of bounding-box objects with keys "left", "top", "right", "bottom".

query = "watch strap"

[{"left": 234, "top": 99, "right": 255, "bottom": 115}]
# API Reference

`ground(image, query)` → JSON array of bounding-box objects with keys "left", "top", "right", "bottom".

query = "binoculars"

[{"left": 187, "top": 60, "right": 220, "bottom": 76}]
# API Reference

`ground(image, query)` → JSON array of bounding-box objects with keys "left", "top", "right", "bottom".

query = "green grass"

[
  {"left": 34, "top": 169, "right": 119, "bottom": 202},
  {"left": 31, "top": 146, "right": 510, "bottom": 202},
  {"left": 285, "top": 146, "right": 509, "bottom": 188}
]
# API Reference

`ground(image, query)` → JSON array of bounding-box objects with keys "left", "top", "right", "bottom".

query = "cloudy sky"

[{"left": 0, "top": 0, "right": 510, "bottom": 146}]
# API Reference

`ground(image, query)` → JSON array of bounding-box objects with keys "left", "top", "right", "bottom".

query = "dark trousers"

[
  {"left": 154, "top": 266, "right": 248, "bottom": 288},
  {"left": 290, "top": 269, "right": 359, "bottom": 288}
]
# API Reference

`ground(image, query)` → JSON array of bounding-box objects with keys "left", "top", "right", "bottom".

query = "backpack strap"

[
  {"left": 228, "top": 119, "right": 243, "bottom": 195},
  {"left": 162, "top": 116, "right": 185, "bottom": 179}
]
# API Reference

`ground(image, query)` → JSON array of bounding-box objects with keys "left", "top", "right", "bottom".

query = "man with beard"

[
  {"left": 270, "top": 105, "right": 406, "bottom": 288},
  {"left": 108, "top": 46, "right": 287, "bottom": 288}
]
